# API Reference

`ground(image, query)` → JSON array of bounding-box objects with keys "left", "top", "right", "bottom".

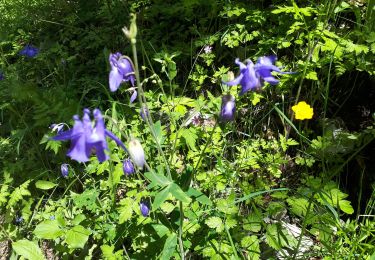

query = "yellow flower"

[{"left": 292, "top": 101, "right": 314, "bottom": 120}]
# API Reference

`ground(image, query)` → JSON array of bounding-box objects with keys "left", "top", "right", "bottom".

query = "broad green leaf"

[
  {"left": 169, "top": 183, "right": 191, "bottom": 203},
  {"left": 339, "top": 199, "right": 354, "bottom": 214},
  {"left": 186, "top": 187, "right": 212, "bottom": 206},
  {"left": 35, "top": 180, "right": 57, "bottom": 190},
  {"left": 65, "top": 225, "right": 91, "bottom": 249},
  {"left": 152, "top": 224, "right": 170, "bottom": 238},
  {"left": 12, "top": 239, "right": 45, "bottom": 260},
  {"left": 144, "top": 171, "right": 171, "bottom": 187},
  {"left": 34, "top": 220, "right": 63, "bottom": 239},
  {"left": 153, "top": 185, "right": 170, "bottom": 210},
  {"left": 287, "top": 197, "right": 310, "bottom": 217},
  {"left": 160, "top": 232, "right": 177, "bottom": 260},
  {"left": 206, "top": 216, "right": 224, "bottom": 233}
]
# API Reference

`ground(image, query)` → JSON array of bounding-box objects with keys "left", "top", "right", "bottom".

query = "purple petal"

[
  {"left": 223, "top": 74, "right": 244, "bottom": 86},
  {"left": 109, "top": 67, "right": 123, "bottom": 92},
  {"left": 52, "top": 129, "right": 74, "bottom": 141},
  {"left": 105, "top": 129, "right": 127, "bottom": 152},
  {"left": 130, "top": 90, "right": 137, "bottom": 103}
]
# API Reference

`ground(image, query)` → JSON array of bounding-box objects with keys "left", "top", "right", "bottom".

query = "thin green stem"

[
  {"left": 178, "top": 201, "right": 185, "bottom": 260},
  {"left": 130, "top": 33, "right": 172, "bottom": 180}
]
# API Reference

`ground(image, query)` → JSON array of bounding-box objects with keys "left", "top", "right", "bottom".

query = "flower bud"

[
  {"left": 128, "top": 139, "right": 145, "bottom": 169},
  {"left": 61, "top": 164, "right": 69, "bottom": 178},
  {"left": 219, "top": 94, "right": 236, "bottom": 122},
  {"left": 140, "top": 201, "right": 150, "bottom": 217},
  {"left": 123, "top": 159, "right": 135, "bottom": 175},
  {"left": 122, "top": 14, "right": 137, "bottom": 41}
]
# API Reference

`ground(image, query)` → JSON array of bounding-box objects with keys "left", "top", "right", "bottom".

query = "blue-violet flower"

[
  {"left": 123, "top": 159, "right": 135, "bottom": 175},
  {"left": 220, "top": 94, "right": 236, "bottom": 122},
  {"left": 140, "top": 201, "right": 150, "bottom": 217},
  {"left": 19, "top": 45, "right": 39, "bottom": 58},
  {"left": 109, "top": 53, "right": 136, "bottom": 100},
  {"left": 223, "top": 56, "right": 293, "bottom": 95},
  {"left": 52, "top": 108, "right": 126, "bottom": 163},
  {"left": 61, "top": 164, "right": 69, "bottom": 177}
]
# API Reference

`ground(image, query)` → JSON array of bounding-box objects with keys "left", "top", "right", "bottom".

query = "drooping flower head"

[
  {"left": 123, "top": 159, "right": 135, "bottom": 175},
  {"left": 223, "top": 58, "right": 261, "bottom": 95},
  {"left": 292, "top": 101, "right": 314, "bottom": 120},
  {"left": 223, "top": 56, "right": 293, "bottom": 95},
  {"left": 61, "top": 164, "right": 69, "bottom": 177},
  {"left": 109, "top": 53, "right": 136, "bottom": 95},
  {"left": 128, "top": 139, "right": 145, "bottom": 169},
  {"left": 19, "top": 45, "right": 39, "bottom": 58},
  {"left": 52, "top": 108, "right": 126, "bottom": 163},
  {"left": 140, "top": 201, "right": 150, "bottom": 217},
  {"left": 220, "top": 94, "right": 236, "bottom": 122}
]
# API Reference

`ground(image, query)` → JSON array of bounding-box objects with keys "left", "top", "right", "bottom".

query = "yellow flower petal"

[{"left": 292, "top": 101, "right": 314, "bottom": 120}]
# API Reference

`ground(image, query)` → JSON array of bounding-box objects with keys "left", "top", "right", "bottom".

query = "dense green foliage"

[{"left": 0, "top": 0, "right": 374, "bottom": 259}]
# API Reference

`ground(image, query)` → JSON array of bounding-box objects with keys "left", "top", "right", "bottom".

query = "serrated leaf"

[
  {"left": 34, "top": 220, "right": 63, "bottom": 239},
  {"left": 65, "top": 225, "right": 91, "bottom": 249},
  {"left": 241, "top": 236, "right": 260, "bottom": 260},
  {"left": 35, "top": 180, "right": 57, "bottom": 190},
  {"left": 181, "top": 128, "right": 198, "bottom": 151},
  {"left": 118, "top": 197, "right": 134, "bottom": 224},
  {"left": 206, "top": 216, "right": 224, "bottom": 233},
  {"left": 160, "top": 232, "right": 177, "bottom": 260},
  {"left": 244, "top": 212, "right": 262, "bottom": 233},
  {"left": 7, "top": 180, "right": 31, "bottom": 208},
  {"left": 169, "top": 183, "right": 191, "bottom": 203},
  {"left": 12, "top": 239, "right": 45, "bottom": 260}
]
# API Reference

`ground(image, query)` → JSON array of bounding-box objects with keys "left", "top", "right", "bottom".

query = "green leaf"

[
  {"left": 169, "top": 183, "right": 191, "bottom": 203},
  {"left": 186, "top": 187, "right": 212, "bottom": 206},
  {"left": 206, "top": 216, "right": 224, "bottom": 233},
  {"left": 234, "top": 188, "right": 289, "bottom": 204},
  {"left": 244, "top": 212, "right": 262, "bottom": 233},
  {"left": 160, "top": 232, "right": 177, "bottom": 260},
  {"left": 12, "top": 239, "right": 45, "bottom": 260},
  {"left": 35, "top": 180, "right": 57, "bottom": 190},
  {"left": 65, "top": 225, "right": 91, "bottom": 249},
  {"left": 144, "top": 171, "right": 171, "bottom": 187},
  {"left": 7, "top": 180, "right": 31, "bottom": 208},
  {"left": 153, "top": 185, "right": 170, "bottom": 210},
  {"left": 101, "top": 244, "right": 123, "bottom": 260},
  {"left": 241, "top": 236, "right": 260, "bottom": 260},
  {"left": 181, "top": 128, "right": 198, "bottom": 151},
  {"left": 118, "top": 197, "right": 134, "bottom": 224},
  {"left": 153, "top": 121, "right": 165, "bottom": 145},
  {"left": 34, "top": 220, "right": 63, "bottom": 239},
  {"left": 152, "top": 224, "right": 170, "bottom": 238}
]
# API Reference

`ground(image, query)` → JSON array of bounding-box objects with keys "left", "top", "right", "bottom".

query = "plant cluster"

[{"left": 0, "top": 0, "right": 374, "bottom": 259}]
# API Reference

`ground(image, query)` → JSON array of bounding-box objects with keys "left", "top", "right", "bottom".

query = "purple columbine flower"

[
  {"left": 52, "top": 108, "right": 127, "bottom": 163},
  {"left": 220, "top": 94, "right": 236, "bottom": 122},
  {"left": 61, "top": 164, "right": 69, "bottom": 177},
  {"left": 0, "top": 71, "right": 4, "bottom": 80},
  {"left": 223, "top": 56, "right": 293, "bottom": 95},
  {"left": 109, "top": 53, "right": 136, "bottom": 98},
  {"left": 19, "top": 45, "right": 39, "bottom": 58},
  {"left": 140, "top": 201, "right": 150, "bottom": 217},
  {"left": 123, "top": 159, "right": 135, "bottom": 175}
]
